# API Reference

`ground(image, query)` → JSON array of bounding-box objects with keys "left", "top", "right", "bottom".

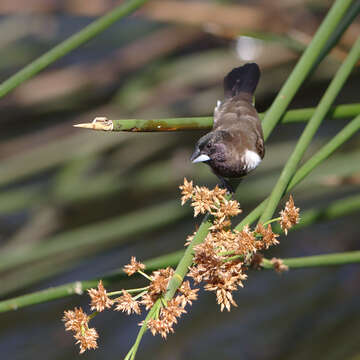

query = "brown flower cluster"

[
  {"left": 139, "top": 268, "right": 199, "bottom": 338},
  {"left": 271, "top": 258, "right": 289, "bottom": 273},
  {"left": 64, "top": 255, "right": 199, "bottom": 352},
  {"left": 180, "top": 178, "right": 241, "bottom": 221},
  {"left": 180, "top": 178, "right": 296, "bottom": 311},
  {"left": 145, "top": 280, "right": 199, "bottom": 338},
  {"left": 63, "top": 258, "right": 147, "bottom": 353},
  {"left": 88, "top": 280, "right": 114, "bottom": 312},
  {"left": 124, "top": 256, "right": 146, "bottom": 276},
  {"left": 63, "top": 307, "right": 99, "bottom": 354},
  {"left": 63, "top": 180, "right": 301, "bottom": 354},
  {"left": 279, "top": 195, "right": 300, "bottom": 235}
]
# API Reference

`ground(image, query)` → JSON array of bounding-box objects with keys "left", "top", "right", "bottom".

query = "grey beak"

[{"left": 190, "top": 149, "right": 211, "bottom": 163}]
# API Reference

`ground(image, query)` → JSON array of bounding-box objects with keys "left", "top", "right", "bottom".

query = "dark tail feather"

[{"left": 224, "top": 63, "right": 260, "bottom": 98}]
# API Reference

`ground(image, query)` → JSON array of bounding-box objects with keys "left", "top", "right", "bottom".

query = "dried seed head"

[
  {"left": 88, "top": 280, "right": 114, "bottom": 312},
  {"left": 123, "top": 256, "right": 146, "bottom": 276},
  {"left": 271, "top": 258, "right": 289, "bottom": 273},
  {"left": 114, "top": 290, "right": 141, "bottom": 315},
  {"left": 279, "top": 195, "right": 300, "bottom": 235}
]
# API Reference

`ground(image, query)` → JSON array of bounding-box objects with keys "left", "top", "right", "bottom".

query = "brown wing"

[{"left": 256, "top": 134, "right": 265, "bottom": 159}]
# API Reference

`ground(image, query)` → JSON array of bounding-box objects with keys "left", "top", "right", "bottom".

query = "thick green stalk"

[
  {"left": 2, "top": 191, "right": 360, "bottom": 313},
  {"left": 314, "top": 1, "right": 360, "bottom": 69},
  {"left": 127, "top": 300, "right": 161, "bottom": 360},
  {"left": 100, "top": 103, "right": 360, "bottom": 132},
  {"left": 1, "top": 191, "right": 359, "bottom": 312},
  {"left": 288, "top": 113, "right": 360, "bottom": 189},
  {"left": 165, "top": 216, "right": 212, "bottom": 300},
  {"left": 261, "top": 0, "right": 354, "bottom": 139},
  {"left": 259, "top": 37, "right": 360, "bottom": 224},
  {"left": 288, "top": 193, "right": 360, "bottom": 231},
  {"left": 238, "top": 112, "right": 360, "bottom": 229},
  {"left": 262, "top": 251, "right": 360, "bottom": 269},
  {"left": 0, "top": 250, "right": 184, "bottom": 313},
  {"left": 0, "top": 0, "right": 149, "bottom": 98}
]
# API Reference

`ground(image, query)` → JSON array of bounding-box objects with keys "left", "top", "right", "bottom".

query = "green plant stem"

[
  {"left": 259, "top": 36, "right": 360, "bottom": 224},
  {"left": 314, "top": 1, "right": 360, "bottom": 69},
  {"left": 261, "top": 0, "right": 354, "bottom": 139},
  {"left": 100, "top": 103, "right": 360, "bottom": 132},
  {"left": 288, "top": 113, "right": 360, "bottom": 189},
  {"left": 290, "top": 193, "right": 360, "bottom": 231},
  {"left": 238, "top": 112, "right": 360, "bottom": 229},
  {"left": 164, "top": 216, "right": 212, "bottom": 300},
  {"left": 0, "top": 0, "right": 149, "bottom": 98},
  {"left": 262, "top": 251, "right": 360, "bottom": 269},
  {"left": 2, "top": 191, "right": 360, "bottom": 313},
  {"left": 107, "top": 286, "right": 149, "bottom": 297},
  {"left": 126, "top": 299, "right": 161, "bottom": 360},
  {"left": 0, "top": 250, "right": 184, "bottom": 313}
]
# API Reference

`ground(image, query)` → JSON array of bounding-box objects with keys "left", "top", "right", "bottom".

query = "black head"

[{"left": 190, "top": 130, "right": 231, "bottom": 164}]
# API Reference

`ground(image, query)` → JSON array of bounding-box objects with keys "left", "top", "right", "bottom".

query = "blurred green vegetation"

[{"left": 0, "top": 1, "right": 359, "bottom": 359}]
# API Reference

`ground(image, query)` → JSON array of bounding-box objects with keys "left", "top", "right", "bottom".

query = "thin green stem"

[
  {"left": 137, "top": 270, "right": 153, "bottom": 281},
  {"left": 262, "top": 217, "right": 281, "bottom": 226},
  {"left": 288, "top": 113, "right": 360, "bottom": 189},
  {"left": 223, "top": 255, "right": 242, "bottom": 263},
  {"left": 0, "top": 250, "right": 184, "bottom": 313},
  {"left": 86, "top": 103, "right": 360, "bottom": 132},
  {"left": 107, "top": 286, "right": 149, "bottom": 297},
  {"left": 126, "top": 299, "right": 161, "bottom": 360},
  {"left": 262, "top": 251, "right": 360, "bottom": 269},
  {"left": 133, "top": 290, "right": 148, "bottom": 301},
  {"left": 237, "top": 113, "right": 360, "bottom": 229},
  {"left": 0, "top": 0, "right": 149, "bottom": 98},
  {"left": 259, "top": 36, "right": 360, "bottom": 224},
  {"left": 2, "top": 189, "right": 360, "bottom": 314},
  {"left": 313, "top": 1, "right": 360, "bottom": 69},
  {"left": 88, "top": 311, "right": 98, "bottom": 320},
  {"left": 261, "top": 0, "right": 354, "bottom": 139},
  {"left": 288, "top": 193, "right": 360, "bottom": 232},
  {"left": 164, "top": 215, "right": 212, "bottom": 301}
]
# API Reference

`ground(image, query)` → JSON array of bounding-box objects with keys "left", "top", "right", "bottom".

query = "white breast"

[{"left": 243, "top": 149, "right": 261, "bottom": 171}]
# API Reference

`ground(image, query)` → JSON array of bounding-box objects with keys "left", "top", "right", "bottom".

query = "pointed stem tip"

[{"left": 73, "top": 117, "right": 114, "bottom": 131}]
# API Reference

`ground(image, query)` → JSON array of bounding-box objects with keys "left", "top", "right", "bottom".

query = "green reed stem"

[
  {"left": 259, "top": 36, "right": 360, "bottom": 224},
  {"left": 98, "top": 103, "right": 360, "bottom": 132},
  {"left": 0, "top": 0, "right": 149, "bottom": 98},
  {"left": 262, "top": 251, "right": 360, "bottom": 269},
  {"left": 0, "top": 250, "right": 184, "bottom": 313},
  {"left": 313, "top": 1, "right": 360, "bottom": 70},
  {"left": 2, "top": 188, "right": 360, "bottom": 313},
  {"left": 126, "top": 299, "right": 161, "bottom": 360},
  {"left": 164, "top": 215, "right": 212, "bottom": 300},
  {"left": 237, "top": 112, "right": 360, "bottom": 229},
  {"left": 261, "top": 0, "right": 354, "bottom": 139}
]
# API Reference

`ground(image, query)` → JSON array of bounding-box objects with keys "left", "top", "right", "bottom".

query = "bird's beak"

[{"left": 190, "top": 149, "right": 211, "bottom": 163}]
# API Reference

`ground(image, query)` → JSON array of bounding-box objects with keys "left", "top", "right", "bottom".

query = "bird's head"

[{"left": 190, "top": 131, "right": 230, "bottom": 164}]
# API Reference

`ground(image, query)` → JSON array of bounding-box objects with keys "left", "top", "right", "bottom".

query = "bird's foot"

[{"left": 217, "top": 176, "right": 235, "bottom": 194}]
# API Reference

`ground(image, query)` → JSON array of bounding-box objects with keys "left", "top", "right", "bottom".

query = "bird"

[{"left": 190, "top": 63, "right": 264, "bottom": 193}]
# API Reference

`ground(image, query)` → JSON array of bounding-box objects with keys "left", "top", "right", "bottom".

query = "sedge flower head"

[
  {"left": 271, "top": 258, "right": 289, "bottom": 273},
  {"left": 62, "top": 307, "right": 98, "bottom": 354},
  {"left": 114, "top": 289, "right": 141, "bottom": 315},
  {"left": 179, "top": 177, "right": 194, "bottom": 205},
  {"left": 88, "top": 280, "right": 113, "bottom": 312},
  {"left": 279, "top": 195, "right": 300, "bottom": 235},
  {"left": 123, "top": 256, "right": 146, "bottom": 276},
  {"left": 255, "top": 223, "right": 279, "bottom": 250}
]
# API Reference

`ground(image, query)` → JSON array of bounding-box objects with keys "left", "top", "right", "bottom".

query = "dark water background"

[{"left": 0, "top": 2, "right": 359, "bottom": 359}]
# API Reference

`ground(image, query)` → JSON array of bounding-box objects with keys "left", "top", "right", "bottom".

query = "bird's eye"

[{"left": 206, "top": 143, "right": 211, "bottom": 149}]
